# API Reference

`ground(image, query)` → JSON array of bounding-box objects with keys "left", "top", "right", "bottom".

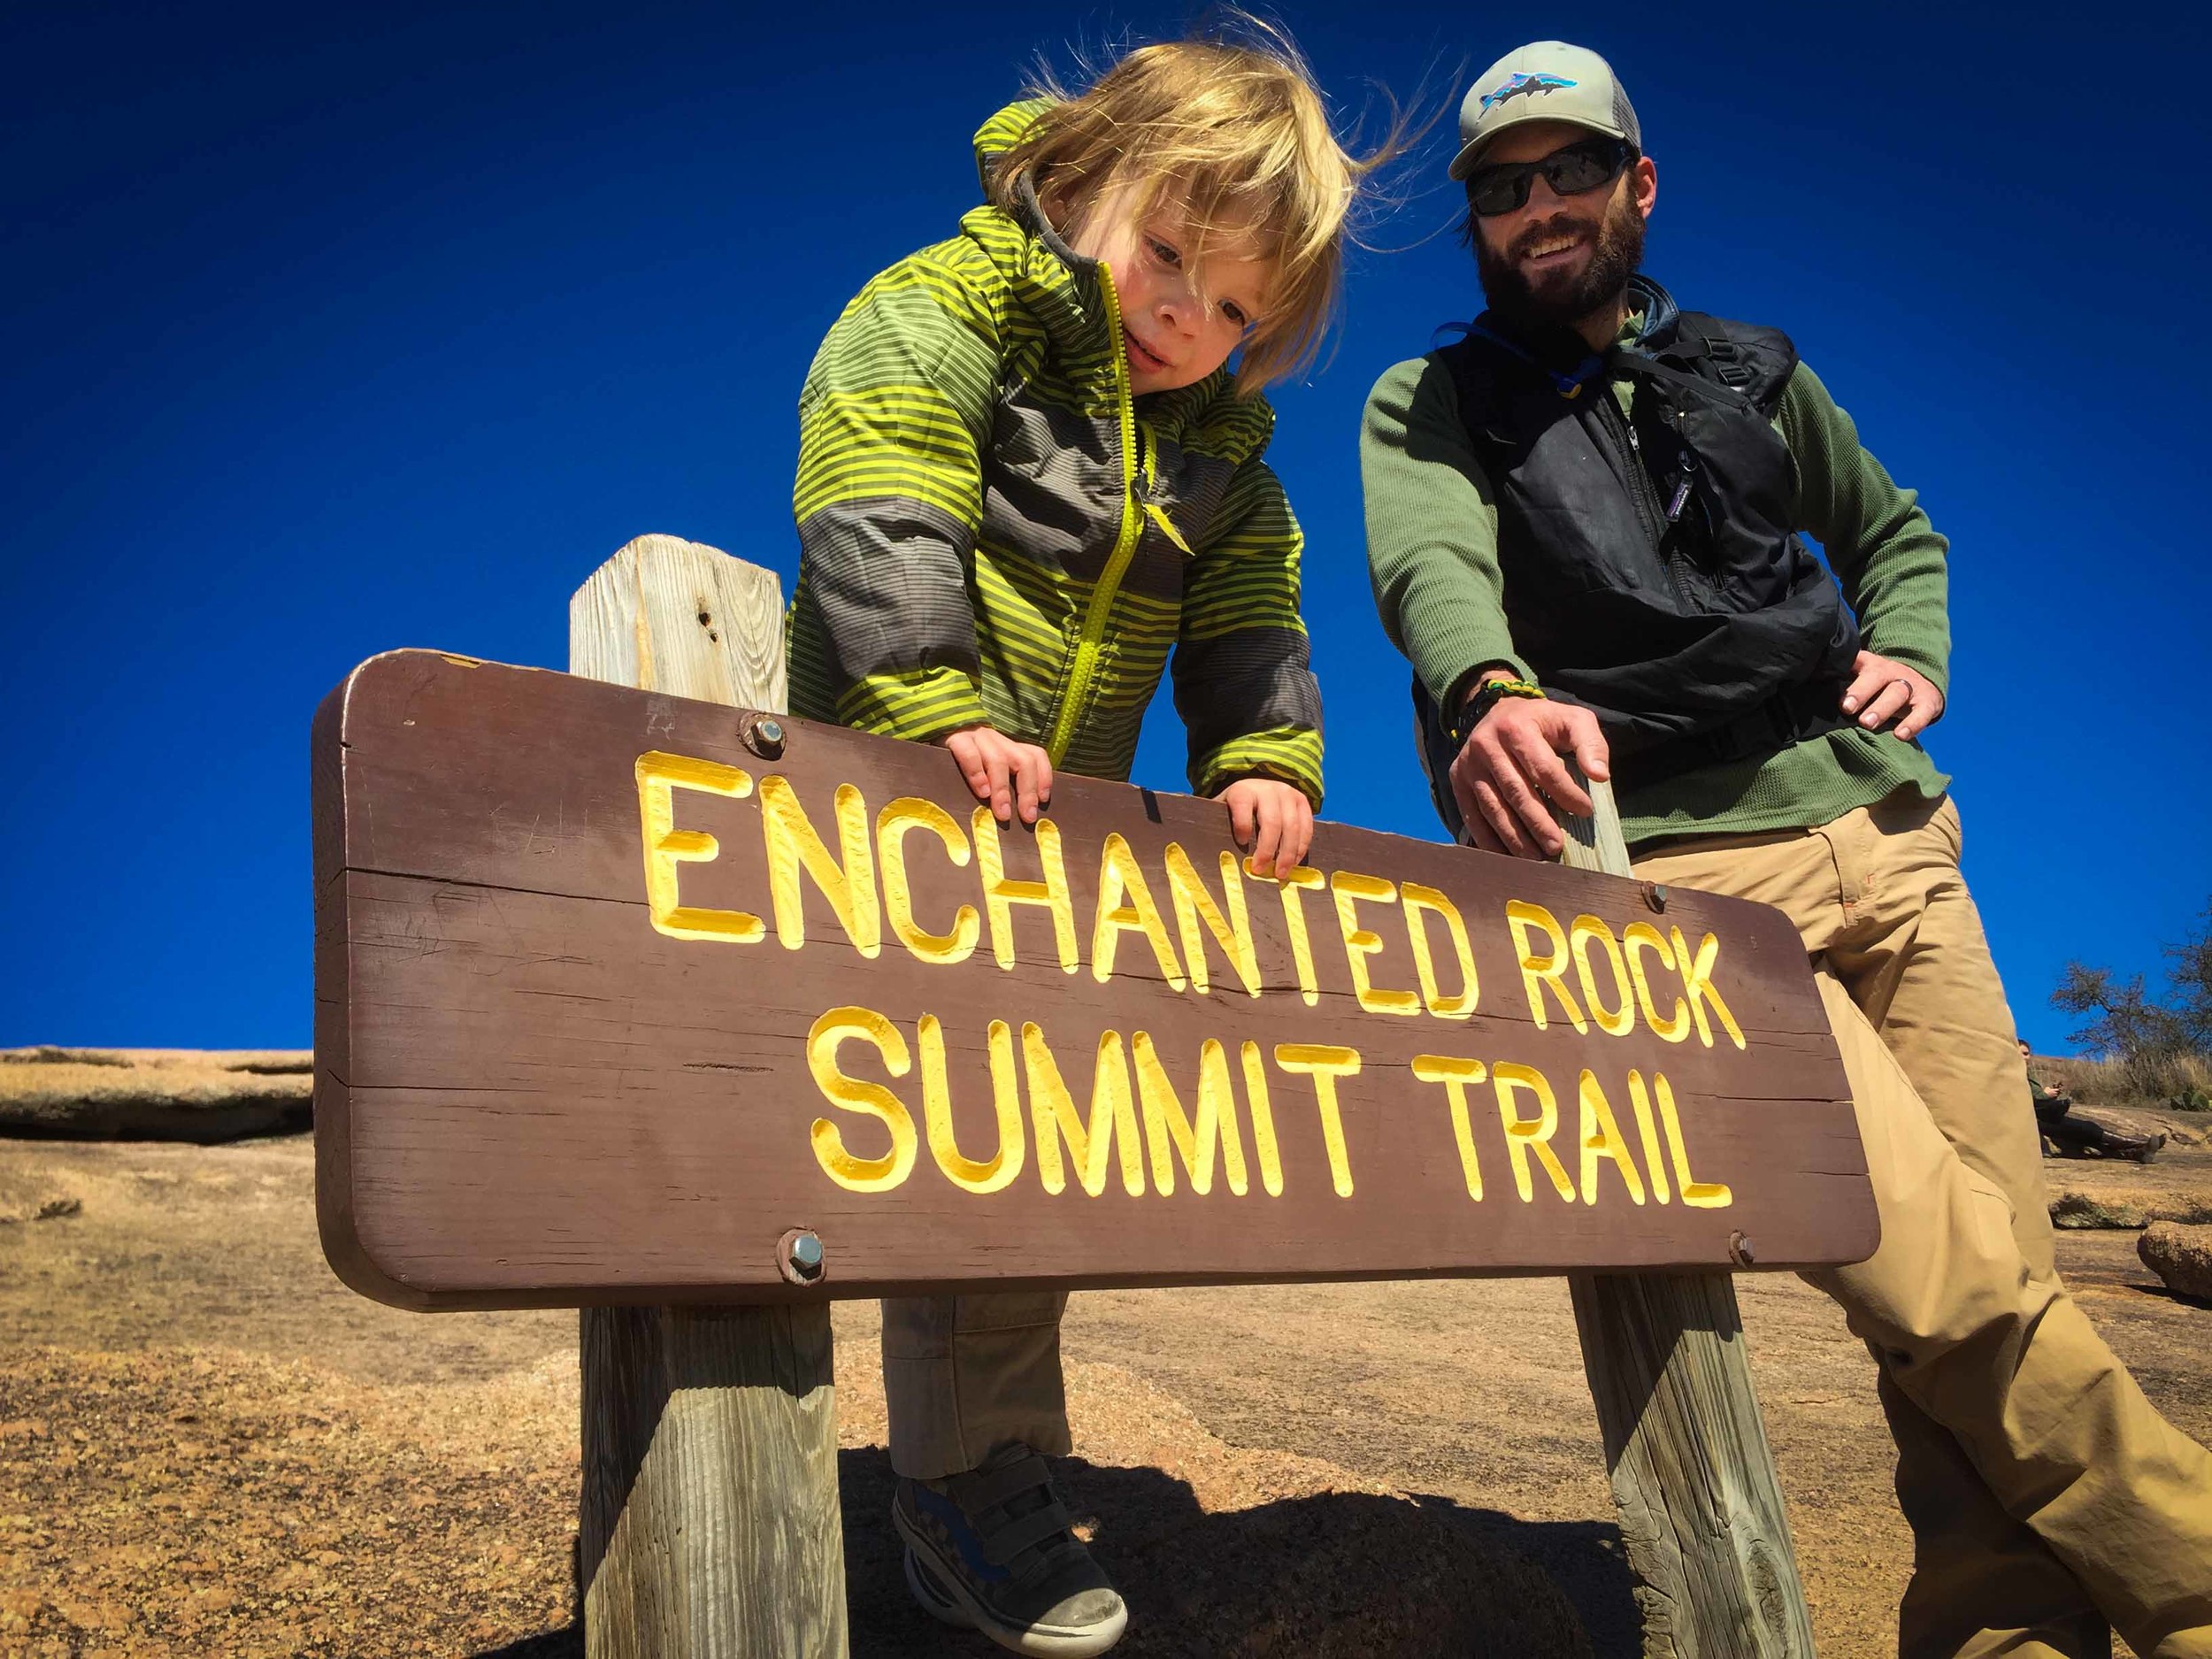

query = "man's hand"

[
  {"left": 1451, "top": 691, "right": 1610, "bottom": 860},
  {"left": 1840, "top": 650, "right": 1945, "bottom": 741},
  {"left": 941, "top": 725, "right": 1053, "bottom": 825},
  {"left": 1217, "top": 777, "right": 1314, "bottom": 879}
]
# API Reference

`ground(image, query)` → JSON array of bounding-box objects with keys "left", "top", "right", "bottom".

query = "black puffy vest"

[{"left": 1415, "top": 279, "right": 1859, "bottom": 826}]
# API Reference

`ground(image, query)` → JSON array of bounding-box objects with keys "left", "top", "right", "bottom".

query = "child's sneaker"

[{"left": 892, "top": 1440, "right": 1127, "bottom": 1656}]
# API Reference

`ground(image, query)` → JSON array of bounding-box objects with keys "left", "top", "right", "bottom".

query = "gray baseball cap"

[{"left": 1448, "top": 42, "right": 1641, "bottom": 181}]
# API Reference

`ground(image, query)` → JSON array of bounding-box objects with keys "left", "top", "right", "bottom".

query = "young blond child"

[{"left": 787, "top": 25, "right": 1383, "bottom": 1655}]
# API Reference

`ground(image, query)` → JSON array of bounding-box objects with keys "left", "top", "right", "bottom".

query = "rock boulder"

[
  {"left": 2139, "top": 1221, "right": 2212, "bottom": 1303},
  {"left": 0, "top": 1048, "right": 311, "bottom": 1142}
]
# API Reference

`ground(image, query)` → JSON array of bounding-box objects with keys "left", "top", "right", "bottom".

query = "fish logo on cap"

[{"left": 1479, "top": 71, "right": 1578, "bottom": 113}]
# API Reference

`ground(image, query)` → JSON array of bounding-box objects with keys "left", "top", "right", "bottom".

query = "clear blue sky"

[{"left": 4, "top": 0, "right": 2207, "bottom": 1052}]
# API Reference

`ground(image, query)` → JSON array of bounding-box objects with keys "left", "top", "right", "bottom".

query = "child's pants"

[
  {"left": 880, "top": 789, "right": 2212, "bottom": 1655},
  {"left": 881, "top": 1289, "right": 1072, "bottom": 1479}
]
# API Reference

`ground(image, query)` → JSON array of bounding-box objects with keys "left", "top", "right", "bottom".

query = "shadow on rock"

[{"left": 841, "top": 1447, "right": 1604, "bottom": 1658}]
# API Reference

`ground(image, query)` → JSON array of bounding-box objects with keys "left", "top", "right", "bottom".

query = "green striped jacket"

[{"left": 786, "top": 102, "right": 1324, "bottom": 806}]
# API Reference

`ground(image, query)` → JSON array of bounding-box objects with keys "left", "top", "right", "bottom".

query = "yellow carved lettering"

[
  {"left": 1133, "top": 1033, "right": 1247, "bottom": 1196},
  {"left": 1506, "top": 901, "right": 1587, "bottom": 1033},
  {"left": 1492, "top": 1060, "right": 1577, "bottom": 1203},
  {"left": 1577, "top": 1069, "right": 1647, "bottom": 1205},
  {"left": 1670, "top": 927, "right": 1747, "bottom": 1050},
  {"left": 1164, "top": 844, "right": 1260, "bottom": 997},
  {"left": 760, "top": 776, "right": 879, "bottom": 956},
  {"left": 805, "top": 1005, "right": 917, "bottom": 1192},
  {"left": 1655, "top": 1071, "right": 1732, "bottom": 1207},
  {"left": 1240, "top": 1041, "right": 1284, "bottom": 1197},
  {"left": 634, "top": 751, "right": 764, "bottom": 943},
  {"left": 972, "top": 809, "right": 1079, "bottom": 973},
  {"left": 917, "top": 1014, "right": 1023, "bottom": 1194},
  {"left": 1570, "top": 915, "right": 1634, "bottom": 1037},
  {"left": 1624, "top": 922, "right": 1691, "bottom": 1042},
  {"left": 1269, "top": 864, "right": 1326, "bottom": 1007},
  {"left": 1022, "top": 1023, "right": 1144, "bottom": 1197},
  {"left": 1627, "top": 1070, "right": 1672, "bottom": 1204},
  {"left": 1273, "top": 1043, "right": 1361, "bottom": 1197},
  {"left": 1402, "top": 883, "right": 1479, "bottom": 1019},
  {"left": 1092, "top": 834, "right": 1186, "bottom": 989},
  {"left": 1412, "top": 1054, "right": 1487, "bottom": 1201},
  {"left": 877, "top": 798, "right": 979, "bottom": 964},
  {"left": 1332, "top": 872, "right": 1421, "bottom": 1017}
]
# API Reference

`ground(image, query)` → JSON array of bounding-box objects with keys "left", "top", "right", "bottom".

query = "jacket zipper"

[
  {"left": 1044, "top": 269, "right": 1155, "bottom": 765},
  {"left": 1593, "top": 380, "right": 1700, "bottom": 610}
]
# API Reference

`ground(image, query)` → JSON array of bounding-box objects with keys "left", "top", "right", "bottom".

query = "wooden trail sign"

[{"left": 313, "top": 648, "right": 1875, "bottom": 1310}]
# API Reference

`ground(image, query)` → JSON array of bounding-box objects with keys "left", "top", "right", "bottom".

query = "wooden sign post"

[
  {"left": 568, "top": 540, "right": 841, "bottom": 1659},
  {"left": 1556, "top": 800, "right": 1817, "bottom": 1656},
  {"left": 312, "top": 538, "right": 1867, "bottom": 1656}
]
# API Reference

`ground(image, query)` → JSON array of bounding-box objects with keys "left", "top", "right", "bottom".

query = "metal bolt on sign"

[
  {"left": 741, "top": 714, "right": 787, "bottom": 760},
  {"left": 779, "top": 1228, "right": 826, "bottom": 1285}
]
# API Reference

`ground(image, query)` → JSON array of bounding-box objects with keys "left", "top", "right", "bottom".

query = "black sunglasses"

[{"left": 1467, "top": 136, "right": 1636, "bottom": 218}]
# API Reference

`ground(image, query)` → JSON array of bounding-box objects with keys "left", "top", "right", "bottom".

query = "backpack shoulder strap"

[{"left": 1647, "top": 311, "right": 1799, "bottom": 413}]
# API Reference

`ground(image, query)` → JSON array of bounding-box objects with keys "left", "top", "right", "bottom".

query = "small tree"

[
  {"left": 2054, "top": 899, "right": 2212, "bottom": 1105},
  {"left": 2164, "top": 899, "right": 2212, "bottom": 1054}
]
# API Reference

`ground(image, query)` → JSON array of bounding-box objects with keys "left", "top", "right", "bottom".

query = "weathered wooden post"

[
  {"left": 1563, "top": 780, "right": 1816, "bottom": 1657},
  {"left": 569, "top": 535, "right": 847, "bottom": 1659}
]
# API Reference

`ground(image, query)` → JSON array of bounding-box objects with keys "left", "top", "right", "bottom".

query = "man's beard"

[{"left": 1475, "top": 186, "right": 1645, "bottom": 333}]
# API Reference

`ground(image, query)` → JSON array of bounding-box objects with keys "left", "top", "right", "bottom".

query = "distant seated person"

[
  {"left": 2022, "top": 1039, "right": 2165, "bottom": 1163},
  {"left": 2024, "top": 1040, "right": 2073, "bottom": 1126}
]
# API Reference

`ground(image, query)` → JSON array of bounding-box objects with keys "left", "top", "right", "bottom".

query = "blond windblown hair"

[{"left": 987, "top": 18, "right": 1397, "bottom": 393}]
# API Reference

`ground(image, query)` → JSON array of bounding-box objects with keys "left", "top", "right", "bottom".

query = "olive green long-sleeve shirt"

[{"left": 1362, "top": 340, "right": 1952, "bottom": 847}]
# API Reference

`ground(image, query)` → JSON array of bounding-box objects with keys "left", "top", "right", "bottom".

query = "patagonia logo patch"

[{"left": 1481, "top": 72, "right": 1578, "bottom": 112}]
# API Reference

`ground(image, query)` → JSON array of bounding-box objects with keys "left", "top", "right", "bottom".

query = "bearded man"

[{"left": 1362, "top": 40, "right": 2212, "bottom": 1659}]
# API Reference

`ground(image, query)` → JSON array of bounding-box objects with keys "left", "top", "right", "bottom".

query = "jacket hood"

[
  {"left": 972, "top": 99, "right": 1053, "bottom": 198},
  {"left": 967, "top": 98, "right": 1096, "bottom": 288},
  {"left": 1624, "top": 273, "right": 1678, "bottom": 344}
]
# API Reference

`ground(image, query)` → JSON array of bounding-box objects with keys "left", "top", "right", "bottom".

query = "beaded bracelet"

[{"left": 1453, "top": 676, "right": 1546, "bottom": 744}]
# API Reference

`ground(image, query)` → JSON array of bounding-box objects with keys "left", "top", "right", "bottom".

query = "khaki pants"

[
  {"left": 882, "top": 791, "right": 2212, "bottom": 1655},
  {"left": 1635, "top": 792, "right": 2212, "bottom": 1658}
]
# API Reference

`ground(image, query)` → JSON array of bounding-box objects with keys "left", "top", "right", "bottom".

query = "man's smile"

[{"left": 1516, "top": 228, "right": 1592, "bottom": 270}]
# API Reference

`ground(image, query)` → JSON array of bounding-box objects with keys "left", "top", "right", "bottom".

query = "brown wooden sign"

[{"left": 312, "top": 649, "right": 1875, "bottom": 1310}]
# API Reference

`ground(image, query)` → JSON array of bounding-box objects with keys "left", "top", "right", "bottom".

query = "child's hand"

[
  {"left": 1217, "top": 778, "right": 1313, "bottom": 879},
  {"left": 941, "top": 725, "right": 1054, "bottom": 826}
]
